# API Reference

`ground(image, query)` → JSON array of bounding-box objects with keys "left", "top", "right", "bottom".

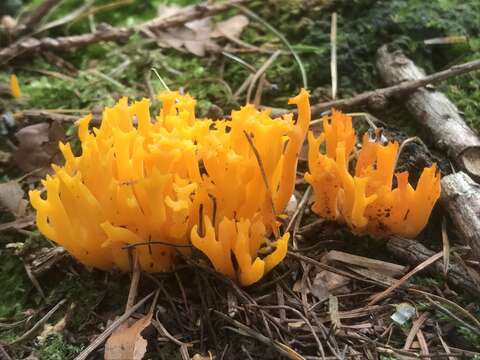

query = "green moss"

[
  {"left": 0, "top": 253, "right": 33, "bottom": 319},
  {"left": 37, "top": 333, "right": 82, "bottom": 360}
]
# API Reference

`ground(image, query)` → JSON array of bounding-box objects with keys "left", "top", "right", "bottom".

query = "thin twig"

[
  {"left": 368, "top": 250, "right": 445, "bottom": 306},
  {"left": 249, "top": 304, "right": 325, "bottom": 359},
  {"left": 286, "top": 186, "right": 312, "bottom": 234},
  {"left": 0, "top": 0, "right": 246, "bottom": 65},
  {"left": 404, "top": 312, "right": 429, "bottom": 350},
  {"left": 122, "top": 240, "right": 193, "bottom": 250},
  {"left": 288, "top": 251, "right": 387, "bottom": 287},
  {"left": 425, "top": 295, "right": 480, "bottom": 337},
  {"left": 11, "top": 0, "right": 62, "bottom": 38},
  {"left": 273, "top": 57, "right": 480, "bottom": 117},
  {"left": 23, "top": 262, "right": 46, "bottom": 301},
  {"left": 222, "top": 51, "right": 257, "bottom": 73},
  {"left": 9, "top": 299, "right": 67, "bottom": 345},
  {"left": 74, "top": 291, "right": 155, "bottom": 360},
  {"left": 246, "top": 50, "right": 281, "bottom": 104},
  {"left": 410, "top": 288, "right": 480, "bottom": 329},
  {"left": 330, "top": 12, "right": 337, "bottom": 99},
  {"left": 394, "top": 136, "right": 423, "bottom": 170},
  {"left": 441, "top": 218, "right": 450, "bottom": 276},
  {"left": 243, "top": 130, "right": 278, "bottom": 231},
  {"left": 235, "top": 4, "right": 308, "bottom": 89},
  {"left": 213, "top": 310, "right": 305, "bottom": 360},
  {"left": 435, "top": 322, "right": 455, "bottom": 360},
  {"left": 126, "top": 251, "right": 140, "bottom": 312},
  {"left": 0, "top": 344, "right": 12, "bottom": 360},
  {"left": 152, "top": 68, "right": 171, "bottom": 92},
  {"left": 253, "top": 73, "right": 267, "bottom": 107},
  {"left": 153, "top": 310, "right": 191, "bottom": 347}
]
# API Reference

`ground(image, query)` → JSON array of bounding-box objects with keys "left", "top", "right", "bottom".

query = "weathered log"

[
  {"left": 376, "top": 45, "right": 480, "bottom": 182},
  {"left": 386, "top": 236, "right": 480, "bottom": 296},
  {"left": 440, "top": 171, "right": 480, "bottom": 260}
]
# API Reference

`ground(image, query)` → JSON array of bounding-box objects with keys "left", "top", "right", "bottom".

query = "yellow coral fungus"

[
  {"left": 29, "top": 89, "right": 311, "bottom": 286},
  {"left": 305, "top": 110, "right": 440, "bottom": 238},
  {"left": 10, "top": 74, "right": 21, "bottom": 98}
]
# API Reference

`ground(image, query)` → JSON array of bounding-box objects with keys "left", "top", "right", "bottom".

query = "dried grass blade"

[
  {"left": 368, "top": 251, "right": 444, "bottom": 306},
  {"left": 441, "top": 217, "right": 450, "bottom": 276},
  {"left": 404, "top": 312, "right": 428, "bottom": 350},
  {"left": 330, "top": 12, "right": 337, "bottom": 99}
]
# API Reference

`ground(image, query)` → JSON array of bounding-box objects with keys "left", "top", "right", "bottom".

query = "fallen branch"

[
  {"left": 440, "top": 171, "right": 480, "bottom": 260},
  {"left": 386, "top": 236, "right": 480, "bottom": 297},
  {"left": 0, "top": 23, "right": 131, "bottom": 65},
  {"left": 14, "top": 109, "right": 83, "bottom": 123},
  {"left": 271, "top": 55, "right": 480, "bottom": 120},
  {"left": 0, "top": 0, "right": 244, "bottom": 65},
  {"left": 377, "top": 46, "right": 480, "bottom": 181}
]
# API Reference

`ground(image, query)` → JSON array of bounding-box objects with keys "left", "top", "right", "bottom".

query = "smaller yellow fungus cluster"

[
  {"left": 305, "top": 110, "right": 440, "bottom": 238},
  {"left": 10, "top": 74, "right": 21, "bottom": 98},
  {"left": 29, "top": 90, "right": 311, "bottom": 286}
]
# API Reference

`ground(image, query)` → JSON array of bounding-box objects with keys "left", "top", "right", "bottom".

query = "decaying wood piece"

[
  {"left": 325, "top": 250, "right": 406, "bottom": 277},
  {"left": 387, "top": 236, "right": 480, "bottom": 296},
  {"left": 376, "top": 45, "right": 480, "bottom": 181},
  {"left": 0, "top": 0, "right": 245, "bottom": 65},
  {"left": 440, "top": 171, "right": 480, "bottom": 260},
  {"left": 28, "top": 246, "right": 66, "bottom": 276}
]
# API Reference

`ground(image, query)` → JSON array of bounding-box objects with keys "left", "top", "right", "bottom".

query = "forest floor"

[{"left": 1, "top": 0, "right": 480, "bottom": 359}]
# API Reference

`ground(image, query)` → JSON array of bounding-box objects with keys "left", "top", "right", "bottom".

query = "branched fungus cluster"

[
  {"left": 30, "top": 90, "right": 310, "bottom": 285},
  {"left": 30, "top": 91, "right": 441, "bottom": 285}
]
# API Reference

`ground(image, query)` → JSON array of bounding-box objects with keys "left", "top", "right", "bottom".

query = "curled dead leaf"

[
  {"left": 13, "top": 121, "right": 65, "bottom": 176},
  {"left": 153, "top": 8, "right": 248, "bottom": 57},
  {"left": 311, "top": 270, "right": 350, "bottom": 302},
  {"left": 211, "top": 15, "right": 249, "bottom": 39},
  {"left": 104, "top": 314, "right": 153, "bottom": 360},
  {"left": 0, "top": 180, "right": 28, "bottom": 217}
]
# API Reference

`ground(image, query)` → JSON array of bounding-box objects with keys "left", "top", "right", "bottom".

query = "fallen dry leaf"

[
  {"left": 211, "top": 15, "right": 249, "bottom": 39},
  {"left": 0, "top": 180, "right": 28, "bottom": 217},
  {"left": 153, "top": 5, "right": 248, "bottom": 57},
  {"left": 156, "top": 18, "right": 219, "bottom": 57},
  {"left": 156, "top": 3, "right": 182, "bottom": 20},
  {"left": 310, "top": 270, "right": 350, "bottom": 302},
  {"left": 13, "top": 121, "right": 65, "bottom": 176},
  {"left": 104, "top": 314, "right": 153, "bottom": 360},
  {"left": 1, "top": 15, "right": 17, "bottom": 32}
]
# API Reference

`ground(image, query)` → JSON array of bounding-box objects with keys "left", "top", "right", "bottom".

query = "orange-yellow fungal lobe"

[
  {"left": 305, "top": 110, "right": 441, "bottom": 238},
  {"left": 29, "top": 90, "right": 311, "bottom": 286},
  {"left": 10, "top": 74, "right": 21, "bottom": 98}
]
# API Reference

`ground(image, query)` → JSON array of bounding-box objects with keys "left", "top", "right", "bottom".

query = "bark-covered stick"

[
  {"left": 270, "top": 56, "right": 480, "bottom": 118},
  {"left": 376, "top": 45, "right": 480, "bottom": 182},
  {"left": 440, "top": 171, "right": 480, "bottom": 260},
  {"left": 0, "top": 0, "right": 245, "bottom": 65},
  {"left": 386, "top": 236, "right": 480, "bottom": 296}
]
